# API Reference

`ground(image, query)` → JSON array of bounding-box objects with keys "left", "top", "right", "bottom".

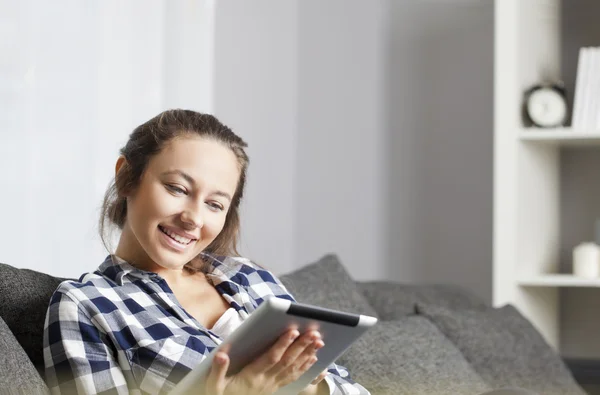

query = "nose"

[{"left": 180, "top": 205, "right": 204, "bottom": 230}]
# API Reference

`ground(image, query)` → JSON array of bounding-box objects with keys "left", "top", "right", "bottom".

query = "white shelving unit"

[
  {"left": 518, "top": 274, "right": 600, "bottom": 288},
  {"left": 494, "top": 0, "right": 600, "bottom": 351},
  {"left": 520, "top": 128, "right": 600, "bottom": 146}
]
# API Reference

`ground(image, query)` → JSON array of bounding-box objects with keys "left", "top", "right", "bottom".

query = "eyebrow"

[{"left": 161, "top": 170, "right": 232, "bottom": 201}]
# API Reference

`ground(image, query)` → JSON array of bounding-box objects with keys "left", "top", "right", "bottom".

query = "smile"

[{"left": 158, "top": 225, "right": 195, "bottom": 245}]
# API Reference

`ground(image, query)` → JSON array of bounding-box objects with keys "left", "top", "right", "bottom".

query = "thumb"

[
  {"left": 311, "top": 370, "right": 328, "bottom": 385},
  {"left": 206, "top": 352, "right": 230, "bottom": 394}
]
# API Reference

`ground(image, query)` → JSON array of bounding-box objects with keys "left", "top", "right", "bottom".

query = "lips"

[{"left": 158, "top": 225, "right": 197, "bottom": 245}]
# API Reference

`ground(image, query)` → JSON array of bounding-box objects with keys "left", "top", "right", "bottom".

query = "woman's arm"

[{"left": 44, "top": 290, "right": 129, "bottom": 394}]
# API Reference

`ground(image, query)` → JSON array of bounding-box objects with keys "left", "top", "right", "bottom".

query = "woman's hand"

[
  {"left": 298, "top": 370, "right": 329, "bottom": 395},
  {"left": 203, "top": 328, "right": 325, "bottom": 395}
]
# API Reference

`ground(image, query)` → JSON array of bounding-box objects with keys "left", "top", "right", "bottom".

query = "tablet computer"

[{"left": 171, "top": 297, "right": 378, "bottom": 395}]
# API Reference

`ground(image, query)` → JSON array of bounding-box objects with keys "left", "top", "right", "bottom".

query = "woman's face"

[{"left": 117, "top": 135, "right": 240, "bottom": 273}]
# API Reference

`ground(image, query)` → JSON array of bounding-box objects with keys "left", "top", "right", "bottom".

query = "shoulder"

[
  {"left": 205, "top": 255, "right": 273, "bottom": 283},
  {"left": 205, "top": 255, "right": 295, "bottom": 302},
  {"left": 49, "top": 271, "right": 120, "bottom": 311}
]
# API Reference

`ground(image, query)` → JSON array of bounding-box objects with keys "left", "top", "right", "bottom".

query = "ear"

[
  {"left": 115, "top": 156, "right": 127, "bottom": 177},
  {"left": 115, "top": 156, "right": 130, "bottom": 197}
]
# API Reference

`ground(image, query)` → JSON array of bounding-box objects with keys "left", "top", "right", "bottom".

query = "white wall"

[
  {"left": 211, "top": 0, "right": 389, "bottom": 279},
  {"left": 212, "top": 0, "right": 298, "bottom": 275},
  {"left": 0, "top": 0, "right": 494, "bottom": 305},
  {"left": 212, "top": 0, "right": 494, "bottom": 300},
  {"left": 294, "top": 0, "right": 389, "bottom": 280},
  {"left": 385, "top": 0, "right": 494, "bottom": 302}
]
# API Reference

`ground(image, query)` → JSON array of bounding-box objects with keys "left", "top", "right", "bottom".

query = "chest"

[{"left": 173, "top": 281, "right": 231, "bottom": 329}]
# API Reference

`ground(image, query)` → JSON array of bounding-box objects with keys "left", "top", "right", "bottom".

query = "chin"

[
  {"left": 165, "top": 251, "right": 195, "bottom": 269},
  {"left": 145, "top": 247, "right": 186, "bottom": 271},
  {"left": 152, "top": 229, "right": 200, "bottom": 268}
]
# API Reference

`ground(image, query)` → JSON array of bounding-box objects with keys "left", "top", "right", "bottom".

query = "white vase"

[{"left": 573, "top": 242, "right": 600, "bottom": 278}]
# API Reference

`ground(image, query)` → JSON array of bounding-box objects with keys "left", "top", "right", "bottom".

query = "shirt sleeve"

[
  {"left": 322, "top": 362, "right": 371, "bottom": 395},
  {"left": 44, "top": 290, "right": 129, "bottom": 395},
  {"left": 250, "top": 266, "right": 372, "bottom": 395}
]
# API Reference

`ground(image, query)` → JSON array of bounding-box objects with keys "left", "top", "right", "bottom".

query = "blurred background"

[
  {"left": 0, "top": 0, "right": 493, "bottom": 304},
  {"left": 13, "top": 1, "right": 600, "bottom": 391}
]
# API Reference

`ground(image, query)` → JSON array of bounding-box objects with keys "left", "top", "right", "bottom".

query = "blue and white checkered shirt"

[{"left": 43, "top": 254, "right": 370, "bottom": 395}]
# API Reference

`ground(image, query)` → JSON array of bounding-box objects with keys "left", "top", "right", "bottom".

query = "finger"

[
  {"left": 292, "top": 335, "right": 324, "bottom": 371},
  {"left": 243, "top": 329, "right": 300, "bottom": 374},
  {"left": 275, "top": 336, "right": 324, "bottom": 386},
  {"left": 311, "top": 370, "right": 328, "bottom": 385},
  {"left": 206, "top": 352, "right": 230, "bottom": 394},
  {"left": 269, "top": 330, "right": 322, "bottom": 376},
  {"left": 299, "top": 353, "right": 319, "bottom": 373},
  {"left": 279, "top": 354, "right": 318, "bottom": 387}
]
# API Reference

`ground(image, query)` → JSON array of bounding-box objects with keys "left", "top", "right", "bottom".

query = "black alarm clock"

[{"left": 523, "top": 82, "right": 568, "bottom": 128}]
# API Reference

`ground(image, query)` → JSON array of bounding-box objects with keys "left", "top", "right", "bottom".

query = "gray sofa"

[{"left": 0, "top": 254, "right": 586, "bottom": 395}]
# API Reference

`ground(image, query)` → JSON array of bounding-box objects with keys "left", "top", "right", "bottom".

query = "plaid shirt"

[{"left": 43, "top": 254, "right": 370, "bottom": 395}]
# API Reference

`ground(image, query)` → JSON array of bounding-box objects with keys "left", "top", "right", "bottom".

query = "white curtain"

[{"left": 0, "top": 0, "right": 215, "bottom": 277}]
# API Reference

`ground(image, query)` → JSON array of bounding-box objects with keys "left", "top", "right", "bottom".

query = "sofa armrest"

[{"left": 0, "top": 315, "right": 49, "bottom": 394}]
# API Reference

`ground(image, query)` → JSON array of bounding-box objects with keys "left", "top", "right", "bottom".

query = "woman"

[{"left": 43, "top": 110, "right": 370, "bottom": 395}]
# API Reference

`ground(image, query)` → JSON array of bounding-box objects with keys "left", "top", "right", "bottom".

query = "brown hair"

[{"left": 99, "top": 109, "right": 249, "bottom": 272}]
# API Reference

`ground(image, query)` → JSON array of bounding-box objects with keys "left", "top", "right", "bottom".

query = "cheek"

[
  {"left": 203, "top": 214, "right": 228, "bottom": 238},
  {"left": 131, "top": 185, "right": 177, "bottom": 225},
  {"left": 150, "top": 185, "right": 182, "bottom": 215}
]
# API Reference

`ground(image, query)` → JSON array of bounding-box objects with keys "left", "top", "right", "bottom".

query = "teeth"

[{"left": 161, "top": 226, "right": 192, "bottom": 245}]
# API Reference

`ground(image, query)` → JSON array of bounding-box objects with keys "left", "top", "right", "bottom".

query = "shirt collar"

[
  {"left": 97, "top": 255, "right": 161, "bottom": 285},
  {"left": 96, "top": 253, "right": 232, "bottom": 286},
  {"left": 200, "top": 254, "right": 240, "bottom": 285}
]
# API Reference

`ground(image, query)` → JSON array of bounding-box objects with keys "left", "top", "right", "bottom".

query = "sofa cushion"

[
  {"left": 0, "top": 315, "right": 49, "bottom": 394},
  {"left": 279, "top": 254, "right": 378, "bottom": 317},
  {"left": 416, "top": 303, "right": 586, "bottom": 395},
  {"left": 0, "top": 262, "right": 69, "bottom": 371},
  {"left": 357, "top": 281, "right": 489, "bottom": 320},
  {"left": 336, "top": 316, "right": 491, "bottom": 395}
]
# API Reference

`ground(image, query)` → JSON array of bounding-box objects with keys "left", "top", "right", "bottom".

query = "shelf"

[
  {"left": 518, "top": 274, "right": 600, "bottom": 288},
  {"left": 519, "top": 128, "right": 600, "bottom": 146}
]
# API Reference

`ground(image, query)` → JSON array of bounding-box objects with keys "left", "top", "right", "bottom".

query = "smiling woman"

[
  {"left": 112, "top": 136, "right": 240, "bottom": 275},
  {"left": 99, "top": 111, "right": 249, "bottom": 276},
  {"left": 42, "top": 109, "right": 370, "bottom": 395}
]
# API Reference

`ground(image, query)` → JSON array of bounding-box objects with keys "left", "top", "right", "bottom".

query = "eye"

[
  {"left": 166, "top": 184, "right": 187, "bottom": 195},
  {"left": 206, "top": 201, "right": 224, "bottom": 212}
]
